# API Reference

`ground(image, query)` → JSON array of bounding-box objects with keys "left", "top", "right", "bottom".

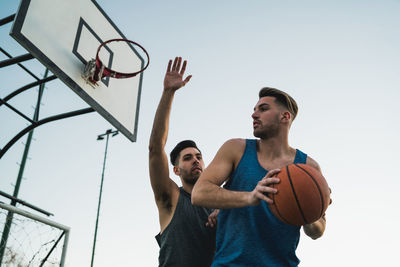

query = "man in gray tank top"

[{"left": 149, "top": 57, "right": 217, "bottom": 267}]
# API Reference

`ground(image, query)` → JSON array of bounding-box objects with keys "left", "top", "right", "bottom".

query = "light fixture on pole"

[{"left": 90, "top": 129, "right": 118, "bottom": 267}]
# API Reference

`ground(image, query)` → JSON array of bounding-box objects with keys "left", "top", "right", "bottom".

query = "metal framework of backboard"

[{"left": 10, "top": 0, "right": 145, "bottom": 141}]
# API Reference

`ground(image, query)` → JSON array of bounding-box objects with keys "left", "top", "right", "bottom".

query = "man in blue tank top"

[
  {"left": 192, "top": 87, "right": 330, "bottom": 266},
  {"left": 149, "top": 57, "right": 217, "bottom": 267}
]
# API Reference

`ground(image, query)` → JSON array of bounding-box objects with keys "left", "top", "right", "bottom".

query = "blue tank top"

[{"left": 212, "top": 139, "right": 307, "bottom": 267}]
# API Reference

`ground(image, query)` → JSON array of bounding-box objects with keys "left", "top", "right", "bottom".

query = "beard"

[
  {"left": 179, "top": 168, "right": 201, "bottom": 185},
  {"left": 253, "top": 117, "right": 280, "bottom": 140}
]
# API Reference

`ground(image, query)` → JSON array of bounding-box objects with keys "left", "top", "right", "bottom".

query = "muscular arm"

[
  {"left": 302, "top": 157, "right": 329, "bottom": 239},
  {"left": 148, "top": 57, "right": 192, "bottom": 207},
  {"left": 148, "top": 89, "right": 178, "bottom": 203},
  {"left": 192, "top": 139, "right": 280, "bottom": 209}
]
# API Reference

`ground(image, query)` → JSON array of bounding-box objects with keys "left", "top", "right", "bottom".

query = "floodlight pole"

[
  {"left": 0, "top": 68, "right": 48, "bottom": 265},
  {"left": 90, "top": 129, "right": 118, "bottom": 267}
]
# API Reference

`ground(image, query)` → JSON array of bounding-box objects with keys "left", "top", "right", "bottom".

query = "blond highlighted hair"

[{"left": 259, "top": 87, "right": 298, "bottom": 120}]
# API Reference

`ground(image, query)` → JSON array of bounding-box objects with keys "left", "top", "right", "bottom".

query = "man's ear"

[
  {"left": 281, "top": 111, "right": 291, "bottom": 122},
  {"left": 173, "top": 165, "right": 180, "bottom": 175}
]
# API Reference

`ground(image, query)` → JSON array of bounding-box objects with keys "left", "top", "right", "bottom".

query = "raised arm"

[
  {"left": 148, "top": 57, "right": 192, "bottom": 204},
  {"left": 192, "top": 139, "right": 280, "bottom": 209}
]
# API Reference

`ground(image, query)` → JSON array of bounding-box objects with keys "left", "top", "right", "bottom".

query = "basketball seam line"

[
  {"left": 272, "top": 168, "right": 291, "bottom": 225},
  {"left": 287, "top": 165, "right": 308, "bottom": 225},
  {"left": 295, "top": 164, "right": 325, "bottom": 219}
]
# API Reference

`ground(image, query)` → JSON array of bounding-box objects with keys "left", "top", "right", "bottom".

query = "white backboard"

[{"left": 11, "top": 0, "right": 145, "bottom": 141}]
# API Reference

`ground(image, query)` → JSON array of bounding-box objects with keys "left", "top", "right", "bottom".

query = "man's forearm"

[
  {"left": 149, "top": 90, "right": 175, "bottom": 153},
  {"left": 192, "top": 180, "right": 251, "bottom": 209},
  {"left": 303, "top": 215, "right": 326, "bottom": 240}
]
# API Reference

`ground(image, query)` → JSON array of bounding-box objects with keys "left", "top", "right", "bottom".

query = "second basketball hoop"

[{"left": 82, "top": 38, "right": 150, "bottom": 86}]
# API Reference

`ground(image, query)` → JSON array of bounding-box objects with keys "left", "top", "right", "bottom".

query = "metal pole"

[
  {"left": 0, "top": 75, "right": 57, "bottom": 106},
  {"left": 0, "top": 190, "right": 53, "bottom": 216},
  {"left": 39, "top": 231, "right": 65, "bottom": 267},
  {"left": 0, "top": 202, "right": 70, "bottom": 267},
  {"left": 0, "top": 53, "right": 34, "bottom": 68},
  {"left": 0, "top": 68, "right": 49, "bottom": 265},
  {"left": 90, "top": 129, "right": 118, "bottom": 267},
  {"left": 0, "top": 47, "right": 41, "bottom": 80},
  {"left": 0, "top": 98, "right": 35, "bottom": 123},
  {"left": 0, "top": 107, "right": 95, "bottom": 160},
  {"left": 0, "top": 14, "right": 15, "bottom": 26}
]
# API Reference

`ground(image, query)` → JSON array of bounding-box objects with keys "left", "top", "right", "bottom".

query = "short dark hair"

[
  {"left": 170, "top": 140, "right": 201, "bottom": 166},
  {"left": 259, "top": 87, "right": 298, "bottom": 120}
]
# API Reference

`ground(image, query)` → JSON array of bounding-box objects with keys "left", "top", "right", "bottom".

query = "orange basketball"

[{"left": 268, "top": 163, "right": 330, "bottom": 226}]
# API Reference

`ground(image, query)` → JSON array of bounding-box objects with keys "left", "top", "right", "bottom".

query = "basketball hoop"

[{"left": 82, "top": 38, "right": 150, "bottom": 85}]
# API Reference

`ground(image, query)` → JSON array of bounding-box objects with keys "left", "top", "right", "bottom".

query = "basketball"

[{"left": 268, "top": 163, "right": 330, "bottom": 226}]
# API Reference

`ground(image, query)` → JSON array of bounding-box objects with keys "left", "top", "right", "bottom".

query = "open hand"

[{"left": 164, "top": 57, "right": 192, "bottom": 91}]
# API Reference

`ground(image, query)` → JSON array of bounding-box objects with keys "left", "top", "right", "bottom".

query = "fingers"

[
  {"left": 265, "top": 168, "right": 280, "bottom": 178},
  {"left": 259, "top": 180, "right": 279, "bottom": 197},
  {"left": 171, "top": 57, "right": 179, "bottom": 72},
  {"left": 180, "top": 60, "right": 187, "bottom": 75},
  {"left": 165, "top": 57, "right": 191, "bottom": 90},
  {"left": 176, "top": 57, "right": 182, "bottom": 71},
  {"left": 211, "top": 216, "right": 217, "bottom": 227},
  {"left": 206, "top": 210, "right": 218, "bottom": 227},
  {"left": 166, "top": 59, "right": 172, "bottom": 73},
  {"left": 206, "top": 221, "right": 214, "bottom": 227},
  {"left": 182, "top": 75, "right": 192, "bottom": 85},
  {"left": 253, "top": 176, "right": 280, "bottom": 204},
  {"left": 255, "top": 191, "right": 274, "bottom": 204},
  {"left": 206, "top": 216, "right": 216, "bottom": 227},
  {"left": 171, "top": 57, "right": 181, "bottom": 72},
  {"left": 168, "top": 57, "right": 188, "bottom": 74}
]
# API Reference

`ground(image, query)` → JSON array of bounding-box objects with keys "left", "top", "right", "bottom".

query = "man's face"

[
  {"left": 175, "top": 147, "right": 205, "bottom": 185},
  {"left": 251, "top": 96, "right": 283, "bottom": 139}
]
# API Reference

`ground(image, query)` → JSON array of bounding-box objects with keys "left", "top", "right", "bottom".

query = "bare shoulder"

[
  {"left": 306, "top": 156, "right": 322, "bottom": 172},
  {"left": 222, "top": 138, "right": 246, "bottom": 152},
  {"left": 214, "top": 138, "right": 246, "bottom": 169}
]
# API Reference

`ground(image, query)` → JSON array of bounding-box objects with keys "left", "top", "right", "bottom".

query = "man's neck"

[
  {"left": 181, "top": 183, "right": 194, "bottom": 195},
  {"left": 257, "top": 134, "right": 294, "bottom": 161}
]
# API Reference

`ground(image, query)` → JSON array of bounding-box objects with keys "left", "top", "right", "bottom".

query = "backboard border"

[
  {"left": 72, "top": 17, "right": 113, "bottom": 87},
  {"left": 10, "top": 0, "right": 145, "bottom": 142}
]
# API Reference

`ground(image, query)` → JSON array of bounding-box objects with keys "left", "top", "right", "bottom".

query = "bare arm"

[
  {"left": 148, "top": 57, "right": 192, "bottom": 205},
  {"left": 303, "top": 214, "right": 326, "bottom": 240},
  {"left": 192, "top": 139, "right": 280, "bottom": 209},
  {"left": 302, "top": 156, "right": 329, "bottom": 239}
]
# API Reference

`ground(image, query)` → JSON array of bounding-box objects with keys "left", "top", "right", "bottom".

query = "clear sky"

[{"left": 1, "top": 0, "right": 400, "bottom": 266}]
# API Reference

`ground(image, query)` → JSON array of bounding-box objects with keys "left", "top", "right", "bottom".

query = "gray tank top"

[{"left": 155, "top": 187, "right": 216, "bottom": 267}]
